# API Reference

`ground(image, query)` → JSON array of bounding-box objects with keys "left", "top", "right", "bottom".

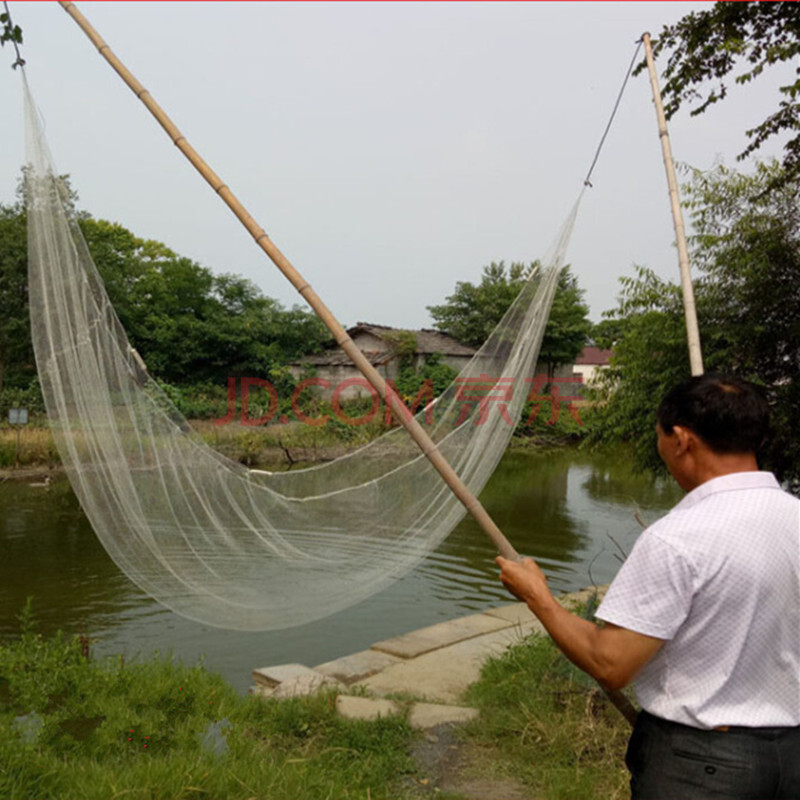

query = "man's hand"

[{"left": 496, "top": 556, "right": 554, "bottom": 612}]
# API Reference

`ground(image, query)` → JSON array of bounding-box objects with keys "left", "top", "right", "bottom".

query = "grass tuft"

[{"left": 462, "top": 633, "right": 631, "bottom": 800}]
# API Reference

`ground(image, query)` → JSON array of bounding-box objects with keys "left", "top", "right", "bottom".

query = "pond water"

[{"left": 0, "top": 447, "right": 682, "bottom": 692}]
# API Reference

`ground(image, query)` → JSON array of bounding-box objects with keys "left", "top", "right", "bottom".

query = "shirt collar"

[{"left": 674, "top": 471, "right": 780, "bottom": 512}]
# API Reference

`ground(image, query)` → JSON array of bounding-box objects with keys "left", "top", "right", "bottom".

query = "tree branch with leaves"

[
  {"left": 647, "top": 2, "right": 800, "bottom": 184},
  {"left": 1, "top": 4, "right": 25, "bottom": 68}
]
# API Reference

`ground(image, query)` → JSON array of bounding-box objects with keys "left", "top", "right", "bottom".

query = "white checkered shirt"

[{"left": 596, "top": 471, "right": 800, "bottom": 729}]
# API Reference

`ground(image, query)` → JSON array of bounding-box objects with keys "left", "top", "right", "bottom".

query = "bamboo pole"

[
  {"left": 56, "top": 1, "right": 519, "bottom": 561},
  {"left": 642, "top": 33, "right": 704, "bottom": 376}
]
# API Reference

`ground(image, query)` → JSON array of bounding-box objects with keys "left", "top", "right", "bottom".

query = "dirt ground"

[{"left": 410, "top": 724, "right": 533, "bottom": 800}]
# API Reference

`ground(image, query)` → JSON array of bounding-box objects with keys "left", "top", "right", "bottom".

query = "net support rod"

[
  {"left": 642, "top": 32, "right": 704, "bottom": 377},
  {"left": 57, "top": 1, "right": 519, "bottom": 560}
]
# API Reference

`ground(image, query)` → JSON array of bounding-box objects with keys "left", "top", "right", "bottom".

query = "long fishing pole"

[{"left": 55, "top": 1, "right": 519, "bottom": 561}]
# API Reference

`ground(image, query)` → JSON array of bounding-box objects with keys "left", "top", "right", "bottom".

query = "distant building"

[
  {"left": 572, "top": 346, "right": 614, "bottom": 385},
  {"left": 289, "top": 322, "right": 476, "bottom": 399},
  {"left": 290, "top": 322, "right": 576, "bottom": 400}
]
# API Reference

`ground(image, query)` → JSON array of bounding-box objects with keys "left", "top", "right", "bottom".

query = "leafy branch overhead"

[
  {"left": 0, "top": 11, "right": 22, "bottom": 47},
  {"left": 647, "top": 2, "right": 800, "bottom": 181},
  {"left": 1, "top": 7, "right": 24, "bottom": 69}
]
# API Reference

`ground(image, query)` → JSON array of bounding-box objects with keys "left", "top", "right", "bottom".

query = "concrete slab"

[
  {"left": 371, "top": 613, "right": 512, "bottom": 660},
  {"left": 272, "top": 672, "right": 343, "bottom": 699},
  {"left": 315, "top": 649, "right": 401, "bottom": 684},
  {"left": 336, "top": 695, "right": 400, "bottom": 721},
  {"left": 482, "top": 603, "right": 533, "bottom": 626},
  {"left": 358, "top": 618, "right": 545, "bottom": 704},
  {"left": 252, "top": 663, "right": 319, "bottom": 688},
  {"left": 408, "top": 702, "right": 479, "bottom": 729}
]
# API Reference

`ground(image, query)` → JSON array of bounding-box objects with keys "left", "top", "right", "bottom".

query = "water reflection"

[
  {"left": 0, "top": 448, "right": 682, "bottom": 691},
  {"left": 0, "top": 479, "right": 150, "bottom": 639}
]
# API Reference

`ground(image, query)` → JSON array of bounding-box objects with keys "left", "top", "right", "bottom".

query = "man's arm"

[{"left": 497, "top": 556, "right": 664, "bottom": 691}]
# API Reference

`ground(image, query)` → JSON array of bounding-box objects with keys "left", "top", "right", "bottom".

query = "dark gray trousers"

[{"left": 627, "top": 710, "right": 800, "bottom": 800}]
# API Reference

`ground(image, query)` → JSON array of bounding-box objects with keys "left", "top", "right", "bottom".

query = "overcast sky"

[{"left": 0, "top": 3, "right": 792, "bottom": 329}]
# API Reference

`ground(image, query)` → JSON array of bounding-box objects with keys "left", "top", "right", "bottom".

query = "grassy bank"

[
  {"left": 1, "top": 611, "right": 634, "bottom": 800},
  {"left": 1, "top": 404, "right": 593, "bottom": 473},
  {"left": 0, "top": 418, "right": 383, "bottom": 472},
  {"left": 0, "top": 612, "right": 418, "bottom": 800},
  {"left": 461, "top": 633, "right": 631, "bottom": 800}
]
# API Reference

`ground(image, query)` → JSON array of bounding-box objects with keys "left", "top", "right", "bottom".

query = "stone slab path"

[
  {"left": 251, "top": 588, "right": 606, "bottom": 799},
  {"left": 251, "top": 586, "right": 604, "bottom": 719}
]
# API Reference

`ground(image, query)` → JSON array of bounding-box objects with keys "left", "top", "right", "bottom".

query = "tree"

[
  {"left": 685, "top": 160, "right": 800, "bottom": 484},
  {"left": 0, "top": 193, "right": 332, "bottom": 392},
  {"left": 427, "top": 262, "right": 591, "bottom": 374},
  {"left": 650, "top": 3, "right": 800, "bottom": 183},
  {"left": 427, "top": 262, "right": 531, "bottom": 348},
  {"left": 588, "top": 266, "right": 695, "bottom": 474},
  {"left": 80, "top": 218, "right": 331, "bottom": 384},
  {"left": 0, "top": 202, "right": 34, "bottom": 393},
  {"left": 592, "top": 161, "right": 800, "bottom": 486},
  {"left": 538, "top": 268, "right": 593, "bottom": 376}
]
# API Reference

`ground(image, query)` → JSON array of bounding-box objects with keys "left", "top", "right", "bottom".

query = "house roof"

[
  {"left": 295, "top": 350, "right": 390, "bottom": 368},
  {"left": 575, "top": 346, "right": 614, "bottom": 366},
  {"left": 350, "top": 322, "right": 476, "bottom": 357},
  {"left": 290, "top": 322, "right": 475, "bottom": 367}
]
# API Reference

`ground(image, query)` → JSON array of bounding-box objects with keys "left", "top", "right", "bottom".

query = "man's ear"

[{"left": 672, "top": 425, "right": 693, "bottom": 455}]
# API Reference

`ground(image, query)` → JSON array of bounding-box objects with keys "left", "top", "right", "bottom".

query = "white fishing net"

[{"left": 24, "top": 75, "right": 580, "bottom": 630}]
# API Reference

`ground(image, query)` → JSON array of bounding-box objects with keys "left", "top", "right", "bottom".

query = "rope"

[
  {"left": 583, "top": 38, "right": 643, "bottom": 188},
  {"left": 1, "top": 1, "right": 25, "bottom": 68}
]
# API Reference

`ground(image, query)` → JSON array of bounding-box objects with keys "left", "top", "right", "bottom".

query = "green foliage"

[
  {"left": 650, "top": 2, "right": 800, "bottom": 184},
  {"left": 156, "top": 381, "right": 232, "bottom": 421},
  {"left": 428, "top": 261, "right": 533, "bottom": 347},
  {"left": 0, "top": 615, "right": 417, "bottom": 800},
  {"left": 588, "top": 266, "right": 691, "bottom": 474},
  {"left": 0, "top": 188, "right": 332, "bottom": 395},
  {"left": 0, "top": 202, "right": 34, "bottom": 393},
  {"left": 0, "top": 11, "right": 23, "bottom": 48},
  {"left": 590, "top": 317, "right": 626, "bottom": 351},
  {"left": 515, "top": 392, "right": 593, "bottom": 443},
  {"left": 463, "top": 634, "right": 629, "bottom": 800},
  {"left": 685, "top": 160, "right": 800, "bottom": 484},
  {"left": 428, "top": 262, "right": 591, "bottom": 373},
  {"left": 79, "top": 217, "right": 331, "bottom": 384},
  {"left": 592, "top": 161, "right": 800, "bottom": 485},
  {"left": 0, "top": 377, "right": 45, "bottom": 417},
  {"left": 381, "top": 330, "right": 418, "bottom": 366},
  {"left": 392, "top": 352, "right": 457, "bottom": 403},
  {"left": 540, "top": 269, "right": 594, "bottom": 374}
]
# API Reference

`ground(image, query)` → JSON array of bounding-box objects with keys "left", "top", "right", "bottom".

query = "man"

[{"left": 497, "top": 373, "right": 800, "bottom": 799}]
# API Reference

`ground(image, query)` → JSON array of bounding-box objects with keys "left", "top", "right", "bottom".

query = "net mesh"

[{"left": 24, "top": 75, "right": 581, "bottom": 631}]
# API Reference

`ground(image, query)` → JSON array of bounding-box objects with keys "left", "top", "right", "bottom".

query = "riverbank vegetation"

[
  {"left": 0, "top": 405, "right": 591, "bottom": 472},
  {"left": 590, "top": 161, "right": 800, "bottom": 487},
  {"left": 2, "top": 182, "right": 595, "bottom": 472},
  {"left": 0, "top": 606, "right": 418, "bottom": 800},
  {"left": 1, "top": 606, "right": 630, "bottom": 800},
  {"left": 462, "top": 633, "right": 630, "bottom": 800}
]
